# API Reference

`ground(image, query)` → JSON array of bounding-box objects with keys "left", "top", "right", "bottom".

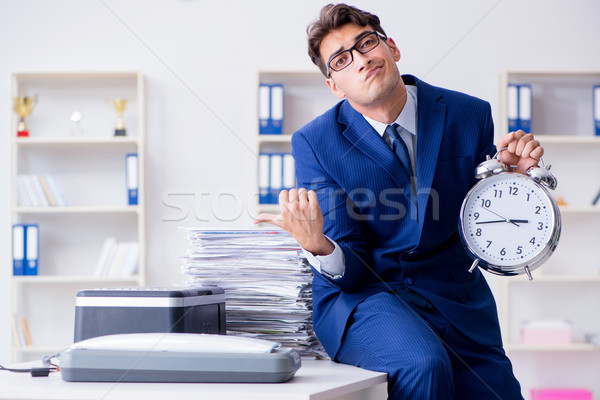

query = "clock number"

[
  {"left": 535, "top": 206, "right": 541, "bottom": 214},
  {"left": 474, "top": 212, "right": 480, "bottom": 220},
  {"left": 476, "top": 228, "right": 482, "bottom": 236},
  {"left": 530, "top": 237, "right": 536, "bottom": 245},
  {"left": 516, "top": 246, "right": 523, "bottom": 255},
  {"left": 537, "top": 222, "right": 544, "bottom": 230},
  {"left": 500, "top": 248, "right": 506, "bottom": 256},
  {"left": 509, "top": 186, "right": 518, "bottom": 195},
  {"left": 480, "top": 199, "right": 491, "bottom": 208},
  {"left": 526, "top": 193, "right": 530, "bottom": 202},
  {"left": 486, "top": 240, "right": 492, "bottom": 248},
  {"left": 494, "top": 189, "right": 503, "bottom": 198}
]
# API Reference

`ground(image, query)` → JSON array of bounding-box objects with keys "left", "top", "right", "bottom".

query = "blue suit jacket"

[{"left": 291, "top": 75, "right": 502, "bottom": 359}]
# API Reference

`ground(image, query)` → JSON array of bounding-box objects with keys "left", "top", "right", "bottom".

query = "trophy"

[
  {"left": 107, "top": 98, "right": 131, "bottom": 136},
  {"left": 14, "top": 95, "right": 38, "bottom": 137}
]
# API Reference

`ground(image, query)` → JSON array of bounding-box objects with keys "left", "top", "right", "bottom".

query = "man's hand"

[
  {"left": 496, "top": 130, "right": 543, "bottom": 174},
  {"left": 254, "top": 188, "right": 334, "bottom": 256}
]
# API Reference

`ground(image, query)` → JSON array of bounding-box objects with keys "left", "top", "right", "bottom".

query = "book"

[
  {"left": 38, "top": 175, "right": 57, "bottom": 206},
  {"left": 19, "top": 316, "right": 33, "bottom": 346},
  {"left": 108, "top": 242, "right": 130, "bottom": 276},
  {"left": 93, "top": 237, "right": 117, "bottom": 276},
  {"left": 119, "top": 242, "right": 139, "bottom": 276},
  {"left": 15, "top": 174, "right": 70, "bottom": 207},
  {"left": 11, "top": 314, "right": 23, "bottom": 347}
]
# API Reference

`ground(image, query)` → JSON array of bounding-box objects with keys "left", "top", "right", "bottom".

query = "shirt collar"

[{"left": 363, "top": 84, "right": 417, "bottom": 137}]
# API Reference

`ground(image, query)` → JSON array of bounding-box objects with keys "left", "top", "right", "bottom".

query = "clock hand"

[
  {"left": 475, "top": 220, "right": 506, "bottom": 224},
  {"left": 479, "top": 206, "right": 521, "bottom": 227}
]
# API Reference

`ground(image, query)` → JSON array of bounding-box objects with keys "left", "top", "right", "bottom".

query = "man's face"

[{"left": 320, "top": 23, "right": 401, "bottom": 107}]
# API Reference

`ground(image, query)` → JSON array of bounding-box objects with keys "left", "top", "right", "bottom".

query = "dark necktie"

[{"left": 385, "top": 123, "right": 413, "bottom": 178}]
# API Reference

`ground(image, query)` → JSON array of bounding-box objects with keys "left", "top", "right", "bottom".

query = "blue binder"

[
  {"left": 282, "top": 153, "right": 295, "bottom": 191},
  {"left": 258, "top": 84, "right": 271, "bottom": 134},
  {"left": 507, "top": 84, "right": 519, "bottom": 132},
  {"left": 258, "top": 152, "right": 294, "bottom": 204},
  {"left": 269, "top": 154, "right": 283, "bottom": 204},
  {"left": 126, "top": 153, "right": 138, "bottom": 206},
  {"left": 25, "top": 224, "right": 39, "bottom": 276},
  {"left": 258, "top": 153, "right": 271, "bottom": 204},
  {"left": 507, "top": 84, "right": 532, "bottom": 133},
  {"left": 270, "top": 84, "right": 284, "bottom": 135},
  {"left": 12, "top": 224, "right": 26, "bottom": 276},
  {"left": 594, "top": 85, "right": 600, "bottom": 136},
  {"left": 258, "top": 84, "right": 284, "bottom": 135},
  {"left": 518, "top": 84, "right": 532, "bottom": 133}
]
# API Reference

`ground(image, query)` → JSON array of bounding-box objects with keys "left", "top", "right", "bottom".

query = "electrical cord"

[
  {"left": 0, "top": 364, "right": 56, "bottom": 377},
  {"left": 0, "top": 353, "right": 60, "bottom": 377}
]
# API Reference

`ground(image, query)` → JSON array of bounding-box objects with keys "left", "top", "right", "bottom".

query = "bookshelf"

[
  {"left": 8, "top": 71, "right": 146, "bottom": 362},
  {"left": 254, "top": 71, "right": 338, "bottom": 216},
  {"left": 496, "top": 71, "right": 600, "bottom": 395}
]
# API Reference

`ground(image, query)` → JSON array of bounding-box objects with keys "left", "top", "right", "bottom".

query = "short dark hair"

[{"left": 307, "top": 3, "right": 387, "bottom": 77}]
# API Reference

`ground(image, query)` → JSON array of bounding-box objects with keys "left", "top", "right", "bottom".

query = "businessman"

[{"left": 256, "top": 4, "right": 542, "bottom": 399}]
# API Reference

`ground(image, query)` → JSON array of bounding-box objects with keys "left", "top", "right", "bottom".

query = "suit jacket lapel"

[
  {"left": 414, "top": 78, "right": 446, "bottom": 232},
  {"left": 336, "top": 78, "right": 447, "bottom": 235},
  {"left": 338, "top": 101, "right": 410, "bottom": 189}
]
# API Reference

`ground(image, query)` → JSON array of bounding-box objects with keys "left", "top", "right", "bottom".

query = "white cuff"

[{"left": 301, "top": 236, "right": 345, "bottom": 280}]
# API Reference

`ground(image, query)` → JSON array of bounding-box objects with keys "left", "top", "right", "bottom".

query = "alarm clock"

[{"left": 459, "top": 149, "right": 561, "bottom": 280}]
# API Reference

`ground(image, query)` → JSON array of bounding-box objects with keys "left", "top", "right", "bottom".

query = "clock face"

[{"left": 460, "top": 173, "right": 559, "bottom": 269}]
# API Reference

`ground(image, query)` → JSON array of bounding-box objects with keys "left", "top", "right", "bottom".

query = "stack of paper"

[{"left": 180, "top": 228, "right": 325, "bottom": 358}]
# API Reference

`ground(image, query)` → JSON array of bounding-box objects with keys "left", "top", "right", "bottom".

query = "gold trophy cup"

[
  {"left": 107, "top": 98, "right": 131, "bottom": 136},
  {"left": 14, "top": 95, "right": 38, "bottom": 137}
]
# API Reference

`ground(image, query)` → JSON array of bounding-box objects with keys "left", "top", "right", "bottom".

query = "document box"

[{"left": 74, "top": 286, "right": 226, "bottom": 342}]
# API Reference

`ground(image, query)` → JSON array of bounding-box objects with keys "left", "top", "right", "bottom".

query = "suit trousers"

[{"left": 335, "top": 291, "right": 523, "bottom": 400}]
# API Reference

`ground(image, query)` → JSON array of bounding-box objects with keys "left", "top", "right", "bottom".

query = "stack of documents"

[{"left": 180, "top": 228, "right": 324, "bottom": 357}]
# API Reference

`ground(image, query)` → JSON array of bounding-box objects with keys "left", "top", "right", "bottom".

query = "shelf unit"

[
  {"left": 254, "top": 71, "right": 338, "bottom": 216},
  {"left": 8, "top": 71, "right": 146, "bottom": 362},
  {"left": 496, "top": 71, "right": 600, "bottom": 396}
]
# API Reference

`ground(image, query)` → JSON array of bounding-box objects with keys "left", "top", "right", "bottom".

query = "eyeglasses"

[{"left": 327, "top": 31, "right": 387, "bottom": 77}]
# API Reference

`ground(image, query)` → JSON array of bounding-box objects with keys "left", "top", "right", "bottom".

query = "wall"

[{"left": 1, "top": 0, "right": 599, "bottom": 392}]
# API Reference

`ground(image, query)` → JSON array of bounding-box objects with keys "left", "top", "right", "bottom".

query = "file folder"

[
  {"left": 25, "top": 224, "right": 39, "bottom": 275},
  {"left": 258, "top": 153, "right": 271, "bottom": 204},
  {"left": 258, "top": 84, "right": 271, "bottom": 134},
  {"left": 258, "top": 152, "right": 293, "bottom": 204},
  {"left": 126, "top": 153, "right": 138, "bottom": 205},
  {"left": 518, "top": 84, "right": 532, "bottom": 133},
  {"left": 507, "top": 84, "right": 519, "bottom": 132},
  {"left": 283, "top": 153, "right": 295, "bottom": 191},
  {"left": 258, "top": 83, "right": 284, "bottom": 135},
  {"left": 270, "top": 84, "right": 284, "bottom": 135},
  {"left": 270, "top": 154, "right": 283, "bottom": 203},
  {"left": 594, "top": 85, "right": 600, "bottom": 136},
  {"left": 12, "top": 224, "right": 25, "bottom": 276}
]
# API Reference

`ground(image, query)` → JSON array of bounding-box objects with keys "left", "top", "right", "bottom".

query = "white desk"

[{"left": 0, "top": 360, "right": 387, "bottom": 400}]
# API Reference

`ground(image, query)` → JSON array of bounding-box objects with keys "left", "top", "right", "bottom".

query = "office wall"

[{"left": 0, "top": 0, "right": 598, "bottom": 368}]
